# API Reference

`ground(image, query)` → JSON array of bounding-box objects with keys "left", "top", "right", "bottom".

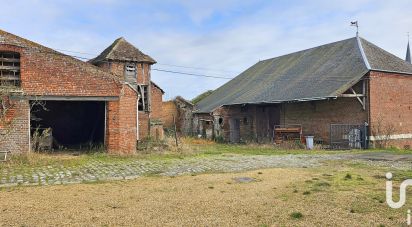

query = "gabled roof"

[
  {"left": 90, "top": 37, "right": 156, "bottom": 64},
  {"left": 175, "top": 96, "right": 194, "bottom": 107},
  {"left": 0, "top": 29, "right": 123, "bottom": 86},
  {"left": 361, "top": 38, "right": 412, "bottom": 73},
  {"left": 151, "top": 81, "right": 165, "bottom": 94},
  {"left": 196, "top": 37, "right": 412, "bottom": 113}
]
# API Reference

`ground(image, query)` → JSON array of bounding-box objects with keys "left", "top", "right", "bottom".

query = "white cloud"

[{"left": 0, "top": 0, "right": 411, "bottom": 100}]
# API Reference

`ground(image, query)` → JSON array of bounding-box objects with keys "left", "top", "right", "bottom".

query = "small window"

[
  {"left": 0, "top": 52, "right": 20, "bottom": 87},
  {"left": 218, "top": 117, "right": 223, "bottom": 125},
  {"left": 243, "top": 117, "right": 248, "bottom": 125},
  {"left": 125, "top": 63, "right": 136, "bottom": 78},
  {"left": 138, "top": 85, "right": 149, "bottom": 111}
]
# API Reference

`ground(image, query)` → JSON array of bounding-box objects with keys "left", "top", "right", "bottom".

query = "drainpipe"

[{"left": 137, "top": 95, "right": 140, "bottom": 142}]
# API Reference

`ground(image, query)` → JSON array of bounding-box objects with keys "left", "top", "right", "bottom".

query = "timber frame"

[{"left": 339, "top": 79, "right": 366, "bottom": 110}]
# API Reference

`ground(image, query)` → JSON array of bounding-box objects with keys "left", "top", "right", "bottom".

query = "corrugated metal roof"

[{"left": 196, "top": 37, "right": 412, "bottom": 113}]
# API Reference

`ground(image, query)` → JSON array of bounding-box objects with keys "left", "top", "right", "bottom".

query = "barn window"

[
  {"left": 138, "top": 85, "right": 149, "bottom": 111},
  {"left": 218, "top": 117, "right": 223, "bottom": 125},
  {"left": 125, "top": 63, "right": 136, "bottom": 77},
  {"left": 0, "top": 52, "right": 20, "bottom": 87}
]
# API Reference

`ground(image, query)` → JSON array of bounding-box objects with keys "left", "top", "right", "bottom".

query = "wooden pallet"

[{"left": 273, "top": 125, "right": 303, "bottom": 144}]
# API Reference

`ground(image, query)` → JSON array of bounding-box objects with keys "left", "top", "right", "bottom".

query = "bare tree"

[
  {"left": 0, "top": 86, "right": 22, "bottom": 148},
  {"left": 371, "top": 114, "right": 396, "bottom": 149},
  {"left": 0, "top": 86, "right": 47, "bottom": 152}
]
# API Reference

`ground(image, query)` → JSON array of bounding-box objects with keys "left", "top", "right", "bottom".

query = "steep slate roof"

[
  {"left": 196, "top": 37, "right": 412, "bottom": 113},
  {"left": 90, "top": 37, "right": 156, "bottom": 64}
]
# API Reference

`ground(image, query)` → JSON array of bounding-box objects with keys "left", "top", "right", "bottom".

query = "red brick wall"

[
  {"left": 0, "top": 43, "right": 138, "bottom": 154},
  {"left": 98, "top": 61, "right": 150, "bottom": 85},
  {"left": 106, "top": 85, "right": 137, "bottom": 154},
  {"left": 137, "top": 84, "right": 163, "bottom": 140},
  {"left": 213, "top": 106, "right": 257, "bottom": 142},
  {"left": 137, "top": 63, "right": 150, "bottom": 84},
  {"left": 162, "top": 101, "right": 178, "bottom": 129},
  {"left": 212, "top": 97, "right": 367, "bottom": 144},
  {"left": 0, "top": 98, "right": 30, "bottom": 153},
  {"left": 282, "top": 98, "right": 368, "bottom": 143},
  {"left": 138, "top": 112, "right": 150, "bottom": 140},
  {"left": 369, "top": 71, "right": 412, "bottom": 148},
  {"left": 97, "top": 60, "right": 163, "bottom": 141},
  {"left": 150, "top": 83, "right": 163, "bottom": 120},
  {"left": 11, "top": 46, "right": 121, "bottom": 97}
]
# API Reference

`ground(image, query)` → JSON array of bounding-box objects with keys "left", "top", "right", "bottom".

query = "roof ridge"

[
  {"left": 107, "top": 37, "right": 123, "bottom": 60},
  {"left": 360, "top": 37, "right": 412, "bottom": 75},
  {"left": 260, "top": 37, "right": 357, "bottom": 62},
  {"left": 356, "top": 36, "right": 371, "bottom": 70},
  {"left": 90, "top": 37, "right": 156, "bottom": 64}
]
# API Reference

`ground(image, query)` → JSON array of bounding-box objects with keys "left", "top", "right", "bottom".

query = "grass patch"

[
  {"left": 303, "top": 191, "right": 311, "bottom": 195},
  {"left": 344, "top": 173, "right": 352, "bottom": 180},
  {"left": 290, "top": 212, "right": 303, "bottom": 219}
]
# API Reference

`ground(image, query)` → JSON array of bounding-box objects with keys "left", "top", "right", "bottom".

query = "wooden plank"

[
  {"left": 275, "top": 128, "right": 301, "bottom": 133},
  {"left": 0, "top": 77, "right": 20, "bottom": 81},
  {"left": 340, "top": 94, "right": 365, "bottom": 98},
  {"left": 12, "top": 95, "right": 119, "bottom": 101},
  {"left": 0, "top": 66, "right": 20, "bottom": 71},
  {"left": 0, "top": 57, "right": 20, "bottom": 63}
]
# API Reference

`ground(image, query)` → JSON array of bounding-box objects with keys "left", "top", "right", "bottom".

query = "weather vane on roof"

[{"left": 351, "top": 21, "right": 359, "bottom": 37}]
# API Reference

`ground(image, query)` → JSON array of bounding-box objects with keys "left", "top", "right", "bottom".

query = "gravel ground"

[
  {"left": 0, "top": 168, "right": 405, "bottom": 226},
  {"left": 0, "top": 152, "right": 411, "bottom": 187}
]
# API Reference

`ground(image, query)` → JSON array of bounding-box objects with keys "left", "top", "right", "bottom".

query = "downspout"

[
  {"left": 28, "top": 102, "right": 31, "bottom": 153},
  {"left": 137, "top": 95, "right": 139, "bottom": 142},
  {"left": 356, "top": 35, "right": 372, "bottom": 148}
]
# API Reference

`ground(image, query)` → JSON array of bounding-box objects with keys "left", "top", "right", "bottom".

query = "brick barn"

[
  {"left": 162, "top": 96, "right": 194, "bottom": 136},
  {"left": 0, "top": 29, "right": 163, "bottom": 154},
  {"left": 89, "top": 37, "right": 165, "bottom": 141},
  {"left": 195, "top": 36, "right": 412, "bottom": 149}
]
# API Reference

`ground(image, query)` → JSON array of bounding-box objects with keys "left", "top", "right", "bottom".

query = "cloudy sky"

[{"left": 1, "top": 0, "right": 411, "bottom": 100}]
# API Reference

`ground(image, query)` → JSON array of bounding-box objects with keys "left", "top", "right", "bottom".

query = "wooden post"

[{"left": 173, "top": 115, "right": 178, "bottom": 147}]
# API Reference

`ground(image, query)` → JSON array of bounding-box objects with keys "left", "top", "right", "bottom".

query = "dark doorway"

[
  {"left": 256, "top": 105, "right": 280, "bottom": 143},
  {"left": 30, "top": 101, "right": 105, "bottom": 150}
]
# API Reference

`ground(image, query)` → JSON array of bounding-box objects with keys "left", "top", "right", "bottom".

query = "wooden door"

[{"left": 229, "top": 118, "right": 240, "bottom": 143}]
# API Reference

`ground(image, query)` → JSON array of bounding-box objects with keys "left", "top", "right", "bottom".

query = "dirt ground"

[{"left": 0, "top": 162, "right": 407, "bottom": 227}]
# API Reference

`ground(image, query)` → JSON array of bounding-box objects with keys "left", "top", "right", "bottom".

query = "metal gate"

[{"left": 330, "top": 124, "right": 368, "bottom": 149}]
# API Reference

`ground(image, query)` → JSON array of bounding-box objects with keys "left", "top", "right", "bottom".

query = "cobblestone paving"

[{"left": 0, "top": 153, "right": 409, "bottom": 187}]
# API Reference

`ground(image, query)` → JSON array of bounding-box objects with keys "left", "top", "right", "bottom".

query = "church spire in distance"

[{"left": 406, "top": 32, "right": 411, "bottom": 64}]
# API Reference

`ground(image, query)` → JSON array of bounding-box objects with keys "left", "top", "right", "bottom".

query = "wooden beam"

[
  {"left": 362, "top": 79, "right": 366, "bottom": 111},
  {"left": 0, "top": 57, "right": 20, "bottom": 63},
  {"left": 340, "top": 94, "right": 365, "bottom": 98},
  {"left": 0, "top": 66, "right": 20, "bottom": 71},
  {"left": 11, "top": 95, "right": 119, "bottom": 101}
]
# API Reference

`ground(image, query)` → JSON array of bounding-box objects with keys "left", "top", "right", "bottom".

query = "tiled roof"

[
  {"left": 90, "top": 37, "right": 156, "bottom": 64},
  {"left": 196, "top": 37, "right": 412, "bottom": 113}
]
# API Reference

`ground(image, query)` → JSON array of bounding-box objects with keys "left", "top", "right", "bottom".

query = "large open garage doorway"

[{"left": 30, "top": 101, "right": 106, "bottom": 151}]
